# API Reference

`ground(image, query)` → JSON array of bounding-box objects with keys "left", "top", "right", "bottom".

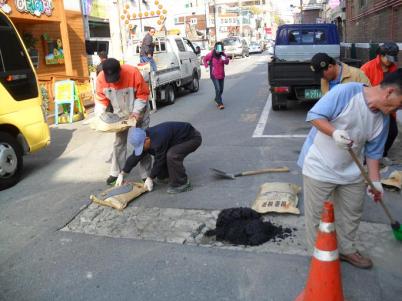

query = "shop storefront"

[{"left": 0, "top": 0, "right": 92, "bottom": 123}]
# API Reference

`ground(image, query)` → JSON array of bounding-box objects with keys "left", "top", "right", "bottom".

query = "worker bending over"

[
  {"left": 298, "top": 70, "right": 402, "bottom": 269},
  {"left": 116, "top": 122, "right": 202, "bottom": 194}
]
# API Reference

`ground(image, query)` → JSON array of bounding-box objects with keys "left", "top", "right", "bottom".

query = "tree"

[{"left": 273, "top": 13, "right": 285, "bottom": 26}]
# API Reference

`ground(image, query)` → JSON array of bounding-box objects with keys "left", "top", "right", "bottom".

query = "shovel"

[
  {"left": 348, "top": 148, "right": 402, "bottom": 241},
  {"left": 210, "top": 166, "right": 289, "bottom": 180}
]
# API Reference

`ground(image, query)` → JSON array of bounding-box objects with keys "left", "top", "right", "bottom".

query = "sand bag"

[
  {"left": 381, "top": 170, "right": 402, "bottom": 191},
  {"left": 90, "top": 112, "right": 136, "bottom": 133},
  {"left": 252, "top": 182, "right": 301, "bottom": 215},
  {"left": 90, "top": 181, "right": 148, "bottom": 210}
]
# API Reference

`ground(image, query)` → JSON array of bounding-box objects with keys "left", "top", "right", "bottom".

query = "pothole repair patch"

[
  {"left": 61, "top": 204, "right": 395, "bottom": 259},
  {"left": 62, "top": 204, "right": 308, "bottom": 256}
]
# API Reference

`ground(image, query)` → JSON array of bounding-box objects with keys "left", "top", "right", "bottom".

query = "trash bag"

[
  {"left": 252, "top": 182, "right": 301, "bottom": 215},
  {"left": 90, "top": 112, "right": 136, "bottom": 133},
  {"left": 90, "top": 181, "right": 148, "bottom": 210}
]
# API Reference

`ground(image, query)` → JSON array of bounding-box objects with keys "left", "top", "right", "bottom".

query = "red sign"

[{"left": 265, "top": 27, "right": 272, "bottom": 34}]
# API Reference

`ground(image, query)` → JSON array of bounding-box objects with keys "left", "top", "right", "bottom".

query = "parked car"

[
  {"left": 0, "top": 10, "right": 51, "bottom": 190},
  {"left": 222, "top": 37, "right": 249, "bottom": 59},
  {"left": 249, "top": 41, "right": 262, "bottom": 54}
]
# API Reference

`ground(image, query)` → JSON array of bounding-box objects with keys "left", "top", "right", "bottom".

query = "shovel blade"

[{"left": 210, "top": 168, "right": 236, "bottom": 180}]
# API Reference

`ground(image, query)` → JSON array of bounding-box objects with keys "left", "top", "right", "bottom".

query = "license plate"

[{"left": 305, "top": 89, "right": 322, "bottom": 99}]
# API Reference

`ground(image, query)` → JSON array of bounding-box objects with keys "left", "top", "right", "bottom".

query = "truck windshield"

[{"left": 0, "top": 14, "right": 38, "bottom": 101}]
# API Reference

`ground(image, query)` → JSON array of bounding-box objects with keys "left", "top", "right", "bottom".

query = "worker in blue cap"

[{"left": 115, "top": 122, "right": 202, "bottom": 194}]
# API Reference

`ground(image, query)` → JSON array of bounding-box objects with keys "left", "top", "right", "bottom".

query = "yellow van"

[{"left": 0, "top": 11, "right": 50, "bottom": 190}]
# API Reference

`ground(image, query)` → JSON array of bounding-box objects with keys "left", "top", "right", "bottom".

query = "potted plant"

[{"left": 22, "top": 32, "right": 39, "bottom": 68}]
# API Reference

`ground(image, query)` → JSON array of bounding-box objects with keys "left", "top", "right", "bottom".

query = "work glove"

[
  {"left": 115, "top": 172, "right": 125, "bottom": 187},
  {"left": 94, "top": 103, "right": 107, "bottom": 117},
  {"left": 144, "top": 177, "right": 154, "bottom": 192},
  {"left": 332, "top": 129, "right": 353, "bottom": 149},
  {"left": 367, "top": 181, "right": 384, "bottom": 202}
]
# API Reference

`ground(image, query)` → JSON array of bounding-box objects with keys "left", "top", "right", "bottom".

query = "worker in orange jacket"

[
  {"left": 361, "top": 42, "right": 399, "bottom": 164},
  {"left": 96, "top": 58, "right": 152, "bottom": 185}
]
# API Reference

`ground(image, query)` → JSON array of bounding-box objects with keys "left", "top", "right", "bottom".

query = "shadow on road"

[{"left": 22, "top": 127, "right": 75, "bottom": 179}]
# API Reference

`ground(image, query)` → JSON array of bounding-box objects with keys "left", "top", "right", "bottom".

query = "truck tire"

[
  {"left": 272, "top": 94, "right": 287, "bottom": 111},
  {"left": 165, "top": 85, "right": 175, "bottom": 105},
  {"left": 188, "top": 74, "right": 199, "bottom": 92},
  {"left": 0, "top": 132, "right": 23, "bottom": 191}
]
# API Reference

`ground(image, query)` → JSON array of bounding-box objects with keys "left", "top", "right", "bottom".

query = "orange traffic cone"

[{"left": 295, "top": 201, "right": 345, "bottom": 301}]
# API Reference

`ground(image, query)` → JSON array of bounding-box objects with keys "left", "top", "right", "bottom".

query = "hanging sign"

[{"left": 14, "top": 0, "right": 54, "bottom": 17}]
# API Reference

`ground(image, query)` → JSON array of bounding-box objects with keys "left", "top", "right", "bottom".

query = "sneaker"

[
  {"left": 154, "top": 177, "right": 169, "bottom": 185},
  {"left": 106, "top": 175, "right": 118, "bottom": 186},
  {"left": 167, "top": 180, "right": 192, "bottom": 194},
  {"left": 340, "top": 251, "right": 373, "bottom": 269}
]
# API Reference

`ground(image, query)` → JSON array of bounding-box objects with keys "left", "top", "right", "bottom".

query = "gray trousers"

[
  {"left": 303, "top": 175, "right": 366, "bottom": 255},
  {"left": 110, "top": 103, "right": 151, "bottom": 178}
]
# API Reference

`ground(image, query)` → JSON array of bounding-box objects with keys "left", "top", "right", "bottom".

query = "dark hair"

[
  {"left": 149, "top": 27, "right": 156, "bottom": 32},
  {"left": 98, "top": 51, "right": 107, "bottom": 60},
  {"left": 381, "top": 68, "right": 402, "bottom": 93}
]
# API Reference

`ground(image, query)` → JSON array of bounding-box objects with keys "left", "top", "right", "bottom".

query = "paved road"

[{"left": 1, "top": 53, "right": 401, "bottom": 301}]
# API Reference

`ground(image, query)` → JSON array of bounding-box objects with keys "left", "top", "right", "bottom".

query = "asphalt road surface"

[{"left": 1, "top": 53, "right": 401, "bottom": 301}]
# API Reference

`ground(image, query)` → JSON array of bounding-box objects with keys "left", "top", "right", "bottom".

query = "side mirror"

[{"left": 195, "top": 46, "right": 201, "bottom": 55}]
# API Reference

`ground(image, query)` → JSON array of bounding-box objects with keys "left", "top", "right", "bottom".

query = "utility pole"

[
  {"left": 300, "top": 0, "right": 303, "bottom": 24},
  {"left": 239, "top": 0, "right": 242, "bottom": 37},
  {"left": 213, "top": 0, "right": 218, "bottom": 42}
]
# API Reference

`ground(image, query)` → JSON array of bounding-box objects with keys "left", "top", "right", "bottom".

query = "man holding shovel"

[{"left": 297, "top": 69, "right": 402, "bottom": 269}]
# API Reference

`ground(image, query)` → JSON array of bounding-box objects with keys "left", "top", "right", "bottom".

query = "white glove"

[
  {"left": 221, "top": 55, "right": 226, "bottom": 60},
  {"left": 94, "top": 103, "right": 107, "bottom": 117},
  {"left": 332, "top": 129, "right": 353, "bottom": 149},
  {"left": 367, "top": 181, "right": 384, "bottom": 202},
  {"left": 144, "top": 177, "right": 154, "bottom": 191},
  {"left": 115, "top": 173, "right": 125, "bottom": 187}
]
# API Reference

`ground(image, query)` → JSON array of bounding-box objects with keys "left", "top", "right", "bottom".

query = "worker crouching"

[{"left": 116, "top": 122, "right": 202, "bottom": 194}]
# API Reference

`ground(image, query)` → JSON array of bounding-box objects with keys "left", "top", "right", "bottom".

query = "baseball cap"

[
  {"left": 128, "top": 127, "right": 146, "bottom": 156},
  {"left": 380, "top": 42, "right": 399, "bottom": 62},
  {"left": 102, "top": 58, "right": 121, "bottom": 83},
  {"left": 310, "top": 53, "right": 334, "bottom": 73}
]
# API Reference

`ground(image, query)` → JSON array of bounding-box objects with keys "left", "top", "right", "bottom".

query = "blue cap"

[{"left": 128, "top": 127, "right": 146, "bottom": 156}]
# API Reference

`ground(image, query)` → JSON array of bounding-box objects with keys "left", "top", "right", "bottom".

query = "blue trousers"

[
  {"left": 211, "top": 77, "right": 224, "bottom": 105},
  {"left": 140, "top": 56, "right": 157, "bottom": 71}
]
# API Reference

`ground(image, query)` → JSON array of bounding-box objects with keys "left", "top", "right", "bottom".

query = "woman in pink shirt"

[{"left": 203, "top": 42, "right": 230, "bottom": 110}]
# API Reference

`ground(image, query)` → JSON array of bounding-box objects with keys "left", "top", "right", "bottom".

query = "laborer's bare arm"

[
  {"left": 366, "top": 158, "right": 380, "bottom": 181},
  {"left": 310, "top": 119, "right": 335, "bottom": 136}
]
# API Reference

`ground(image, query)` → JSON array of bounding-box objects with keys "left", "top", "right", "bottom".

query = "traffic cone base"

[{"left": 295, "top": 201, "right": 346, "bottom": 301}]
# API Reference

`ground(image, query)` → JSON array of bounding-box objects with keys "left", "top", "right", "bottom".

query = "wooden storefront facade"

[{"left": 2, "top": 0, "right": 92, "bottom": 123}]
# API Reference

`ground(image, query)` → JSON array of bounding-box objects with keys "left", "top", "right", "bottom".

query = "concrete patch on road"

[{"left": 61, "top": 204, "right": 396, "bottom": 261}]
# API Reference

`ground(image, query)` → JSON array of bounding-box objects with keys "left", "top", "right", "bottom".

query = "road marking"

[{"left": 252, "top": 94, "right": 307, "bottom": 138}]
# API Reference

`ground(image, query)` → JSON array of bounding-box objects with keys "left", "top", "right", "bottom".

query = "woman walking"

[{"left": 203, "top": 42, "right": 229, "bottom": 110}]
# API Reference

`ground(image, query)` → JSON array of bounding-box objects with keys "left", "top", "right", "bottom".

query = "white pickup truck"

[{"left": 126, "top": 35, "right": 202, "bottom": 110}]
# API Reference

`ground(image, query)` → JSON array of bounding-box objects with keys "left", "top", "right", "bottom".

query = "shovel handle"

[
  {"left": 347, "top": 148, "right": 396, "bottom": 225},
  {"left": 237, "top": 167, "right": 289, "bottom": 177}
]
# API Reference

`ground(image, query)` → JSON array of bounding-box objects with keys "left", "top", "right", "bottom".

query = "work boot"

[
  {"left": 106, "top": 175, "right": 118, "bottom": 186},
  {"left": 340, "top": 251, "right": 373, "bottom": 269},
  {"left": 167, "top": 180, "right": 192, "bottom": 194}
]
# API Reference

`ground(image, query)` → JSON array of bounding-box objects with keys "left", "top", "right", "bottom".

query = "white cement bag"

[
  {"left": 252, "top": 182, "right": 301, "bottom": 215},
  {"left": 90, "top": 112, "right": 136, "bottom": 133}
]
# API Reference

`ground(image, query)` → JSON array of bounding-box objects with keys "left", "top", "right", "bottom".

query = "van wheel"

[
  {"left": 0, "top": 132, "right": 23, "bottom": 191},
  {"left": 272, "top": 94, "right": 288, "bottom": 111},
  {"left": 188, "top": 75, "right": 199, "bottom": 92},
  {"left": 165, "top": 85, "right": 175, "bottom": 105}
]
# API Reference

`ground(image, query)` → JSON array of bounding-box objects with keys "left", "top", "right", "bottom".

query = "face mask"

[{"left": 215, "top": 45, "right": 223, "bottom": 52}]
